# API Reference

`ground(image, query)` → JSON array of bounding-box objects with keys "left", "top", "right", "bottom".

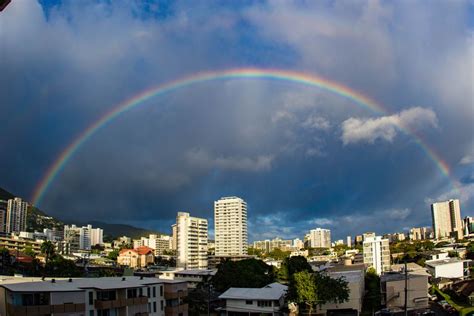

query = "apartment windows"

[{"left": 153, "top": 301, "right": 157, "bottom": 313}]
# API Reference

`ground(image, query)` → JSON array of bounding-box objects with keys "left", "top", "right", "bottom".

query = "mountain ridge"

[{"left": 1, "top": 186, "right": 164, "bottom": 240}]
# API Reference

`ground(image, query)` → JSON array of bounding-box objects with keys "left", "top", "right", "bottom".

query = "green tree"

[
  {"left": 314, "top": 272, "right": 349, "bottom": 307},
  {"left": 268, "top": 248, "right": 291, "bottom": 260},
  {"left": 278, "top": 256, "right": 312, "bottom": 283},
  {"left": 23, "top": 246, "right": 36, "bottom": 258},
  {"left": 107, "top": 249, "right": 120, "bottom": 261},
  {"left": 211, "top": 259, "right": 275, "bottom": 293},
  {"left": 289, "top": 270, "right": 318, "bottom": 315},
  {"left": 363, "top": 268, "right": 381, "bottom": 314},
  {"left": 247, "top": 247, "right": 264, "bottom": 257},
  {"left": 40, "top": 241, "right": 56, "bottom": 266},
  {"left": 287, "top": 256, "right": 312, "bottom": 275}
]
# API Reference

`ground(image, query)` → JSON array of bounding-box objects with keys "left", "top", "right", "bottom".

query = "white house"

[
  {"left": 425, "top": 258, "right": 471, "bottom": 279},
  {"left": 218, "top": 282, "right": 287, "bottom": 315}
]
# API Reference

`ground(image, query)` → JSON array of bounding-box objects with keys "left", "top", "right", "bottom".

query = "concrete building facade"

[
  {"left": 363, "top": 235, "right": 390, "bottom": 275},
  {"left": 176, "top": 212, "right": 208, "bottom": 269},
  {"left": 0, "top": 276, "right": 188, "bottom": 316},
  {"left": 5, "top": 198, "right": 28, "bottom": 234},
  {"left": 308, "top": 228, "right": 331, "bottom": 248},
  {"left": 214, "top": 196, "right": 248, "bottom": 256},
  {"left": 431, "top": 199, "right": 463, "bottom": 239}
]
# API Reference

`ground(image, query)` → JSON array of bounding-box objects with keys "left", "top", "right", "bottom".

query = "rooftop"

[
  {"left": 219, "top": 282, "right": 287, "bottom": 301},
  {"left": 174, "top": 269, "right": 216, "bottom": 276},
  {"left": 426, "top": 258, "right": 471, "bottom": 267},
  {"left": 0, "top": 276, "right": 182, "bottom": 292}
]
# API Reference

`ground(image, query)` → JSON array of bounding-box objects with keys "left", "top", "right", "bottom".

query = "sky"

[{"left": 0, "top": 0, "right": 473, "bottom": 241}]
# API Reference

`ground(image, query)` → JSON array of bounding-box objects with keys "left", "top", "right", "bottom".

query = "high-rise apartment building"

[
  {"left": 214, "top": 196, "right": 248, "bottom": 256},
  {"left": 6, "top": 197, "right": 28, "bottom": 233},
  {"left": 409, "top": 227, "right": 432, "bottom": 241},
  {"left": 363, "top": 235, "right": 390, "bottom": 275},
  {"left": 0, "top": 199, "right": 7, "bottom": 234},
  {"left": 464, "top": 216, "right": 474, "bottom": 236},
  {"left": 307, "top": 228, "right": 331, "bottom": 248},
  {"left": 431, "top": 199, "right": 463, "bottom": 239},
  {"left": 346, "top": 236, "right": 352, "bottom": 248},
  {"left": 64, "top": 224, "right": 103, "bottom": 251},
  {"left": 175, "top": 212, "right": 208, "bottom": 269}
]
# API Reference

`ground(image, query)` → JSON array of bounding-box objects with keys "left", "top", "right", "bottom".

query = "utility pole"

[{"left": 404, "top": 260, "right": 408, "bottom": 316}]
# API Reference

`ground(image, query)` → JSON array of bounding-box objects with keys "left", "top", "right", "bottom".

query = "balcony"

[
  {"left": 94, "top": 296, "right": 148, "bottom": 310},
  {"left": 6, "top": 303, "right": 85, "bottom": 316},
  {"left": 165, "top": 303, "right": 188, "bottom": 316},
  {"left": 164, "top": 290, "right": 188, "bottom": 300}
]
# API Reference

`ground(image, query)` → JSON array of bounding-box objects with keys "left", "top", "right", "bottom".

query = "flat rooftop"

[
  {"left": 0, "top": 276, "right": 184, "bottom": 292},
  {"left": 219, "top": 282, "right": 287, "bottom": 301},
  {"left": 426, "top": 258, "right": 471, "bottom": 267}
]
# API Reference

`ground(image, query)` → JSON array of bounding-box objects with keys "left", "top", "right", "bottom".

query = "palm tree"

[{"left": 40, "top": 241, "right": 56, "bottom": 267}]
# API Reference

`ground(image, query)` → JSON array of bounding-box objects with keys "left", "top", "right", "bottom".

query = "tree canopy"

[{"left": 211, "top": 259, "right": 276, "bottom": 293}]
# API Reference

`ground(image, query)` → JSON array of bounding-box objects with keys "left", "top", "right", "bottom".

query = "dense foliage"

[{"left": 211, "top": 258, "right": 276, "bottom": 292}]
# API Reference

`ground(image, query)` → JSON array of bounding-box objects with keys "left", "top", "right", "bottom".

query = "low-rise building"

[
  {"left": 0, "top": 276, "right": 188, "bottom": 316},
  {"left": 159, "top": 269, "right": 216, "bottom": 289},
  {"left": 425, "top": 258, "right": 471, "bottom": 279},
  {"left": 218, "top": 282, "right": 287, "bottom": 315},
  {"left": 0, "top": 235, "right": 42, "bottom": 253},
  {"left": 319, "top": 266, "right": 365, "bottom": 315},
  {"left": 118, "top": 246, "right": 155, "bottom": 269},
  {"left": 381, "top": 264, "right": 430, "bottom": 312}
]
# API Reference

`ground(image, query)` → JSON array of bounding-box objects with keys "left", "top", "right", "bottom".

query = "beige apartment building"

[
  {"left": 5, "top": 197, "right": 28, "bottom": 234},
  {"left": 175, "top": 212, "right": 208, "bottom": 269},
  {"left": 431, "top": 199, "right": 463, "bottom": 239},
  {"left": 363, "top": 235, "right": 390, "bottom": 275},
  {"left": 307, "top": 228, "right": 331, "bottom": 248},
  {"left": 0, "top": 276, "right": 188, "bottom": 316},
  {"left": 214, "top": 196, "right": 248, "bottom": 256},
  {"left": 117, "top": 246, "right": 155, "bottom": 268}
]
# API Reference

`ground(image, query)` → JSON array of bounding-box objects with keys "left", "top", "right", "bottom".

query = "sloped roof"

[
  {"left": 219, "top": 282, "right": 287, "bottom": 300},
  {"left": 135, "top": 246, "right": 154, "bottom": 255},
  {"left": 119, "top": 246, "right": 154, "bottom": 256}
]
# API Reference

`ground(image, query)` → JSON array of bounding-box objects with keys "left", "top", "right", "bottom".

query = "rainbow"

[{"left": 31, "top": 68, "right": 456, "bottom": 206}]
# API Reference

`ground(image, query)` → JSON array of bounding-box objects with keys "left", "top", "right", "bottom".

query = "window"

[
  {"left": 245, "top": 300, "right": 253, "bottom": 305},
  {"left": 127, "top": 289, "right": 138, "bottom": 298},
  {"left": 147, "top": 287, "right": 151, "bottom": 298},
  {"left": 153, "top": 301, "right": 157, "bottom": 313},
  {"left": 88, "top": 292, "right": 93, "bottom": 305},
  {"left": 257, "top": 301, "right": 271, "bottom": 307},
  {"left": 160, "top": 285, "right": 163, "bottom": 297},
  {"left": 153, "top": 286, "right": 156, "bottom": 298},
  {"left": 161, "top": 300, "right": 164, "bottom": 311},
  {"left": 89, "top": 311, "right": 94, "bottom": 316}
]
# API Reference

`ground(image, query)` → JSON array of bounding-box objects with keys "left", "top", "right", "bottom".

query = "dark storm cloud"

[{"left": 0, "top": 0, "right": 472, "bottom": 239}]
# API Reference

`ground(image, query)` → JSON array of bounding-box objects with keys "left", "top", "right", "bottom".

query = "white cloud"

[
  {"left": 309, "top": 218, "right": 335, "bottom": 226},
  {"left": 185, "top": 148, "right": 274, "bottom": 172},
  {"left": 302, "top": 115, "right": 331, "bottom": 130},
  {"left": 460, "top": 146, "right": 474, "bottom": 165},
  {"left": 341, "top": 107, "right": 438, "bottom": 145}
]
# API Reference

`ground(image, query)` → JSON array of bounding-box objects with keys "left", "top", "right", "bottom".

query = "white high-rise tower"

[
  {"left": 176, "top": 212, "right": 208, "bottom": 269},
  {"left": 214, "top": 196, "right": 248, "bottom": 256}
]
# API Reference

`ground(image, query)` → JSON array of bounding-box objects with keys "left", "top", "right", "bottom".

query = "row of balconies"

[
  {"left": 94, "top": 296, "right": 148, "bottom": 309},
  {"left": 6, "top": 303, "right": 85, "bottom": 316}
]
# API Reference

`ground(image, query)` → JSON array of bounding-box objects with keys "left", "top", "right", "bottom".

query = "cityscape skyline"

[{"left": 1, "top": 1, "right": 473, "bottom": 241}]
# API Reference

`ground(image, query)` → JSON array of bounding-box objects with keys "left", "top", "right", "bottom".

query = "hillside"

[
  {"left": 0, "top": 186, "right": 14, "bottom": 201},
  {"left": 27, "top": 206, "right": 64, "bottom": 232},
  {"left": 1, "top": 186, "right": 164, "bottom": 240},
  {"left": 73, "top": 221, "right": 165, "bottom": 240}
]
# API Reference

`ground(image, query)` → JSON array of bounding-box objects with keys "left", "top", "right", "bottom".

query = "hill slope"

[
  {"left": 1, "top": 186, "right": 164, "bottom": 239},
  {"left": 0, "top": 186, "right": 15, "bottom": 201}
]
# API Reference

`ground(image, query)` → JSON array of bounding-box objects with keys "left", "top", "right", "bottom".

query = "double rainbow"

[{"left": 31, "top": 68, "right": 455, "bottom": 206}]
